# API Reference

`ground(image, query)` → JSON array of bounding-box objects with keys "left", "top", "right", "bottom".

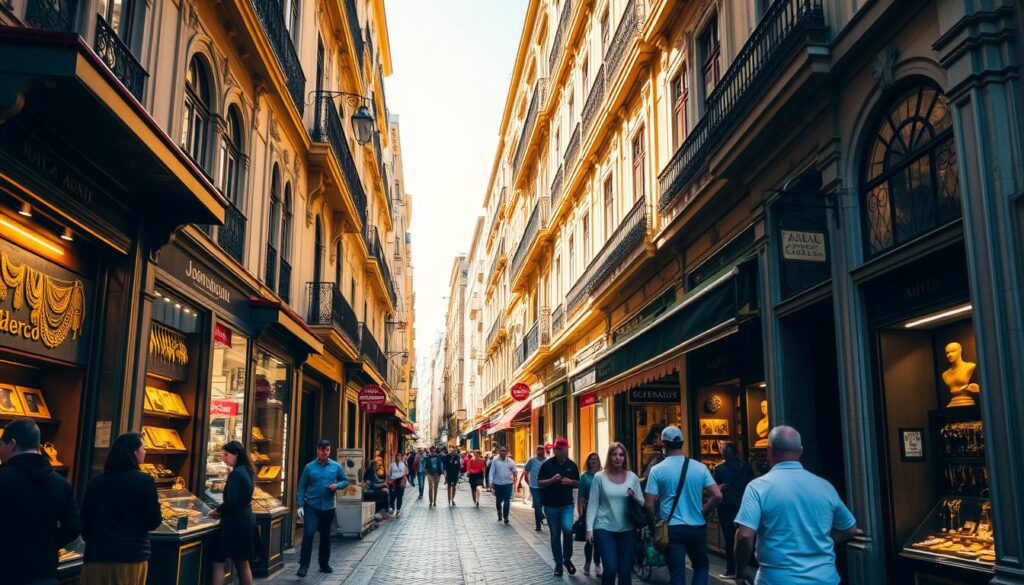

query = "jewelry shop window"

[
  {"left": 203, "top": 322, "right": 249, "bottom": 505},
  {"left": 252, "top": 349, "right": 290, "bottom": 512}
]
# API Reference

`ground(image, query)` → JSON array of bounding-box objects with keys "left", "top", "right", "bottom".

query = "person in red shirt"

[{"left": 467, "top": 450, "right": 487, "bottom": 507}]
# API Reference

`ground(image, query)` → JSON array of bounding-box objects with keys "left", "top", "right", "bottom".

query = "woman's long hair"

[
  {"left": 223, "top": 440, "right": 256, "bottom": 477},
  {"left": 604, "top": 442, "right": 631, "bottom": 473},
  {"left": 584, "top": 451, "right": 602, "bottom": 474},
  {"left": 105, "top": 432, "right": 144, "bottom": 472}
]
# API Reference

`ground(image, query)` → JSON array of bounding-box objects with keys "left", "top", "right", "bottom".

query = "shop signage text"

[
  {"left": 186, "top": 260, "right": 231, "bottom": 303},
  {"left": 579, "top": 391, "right": 598, "bottom": 408},
  {"left": 214, "top": 323, "right": 232, "bottom": 347},
  {"left": 545, "top": 382, "right": 568, "bottom": 403},
  {"left": 360, "top": 384, "right": 390, "bottom": 413},
  {"left": 781, "top": 230, "right": 827, "bottom": 262},
  {"left": 157, "top": 244, "right": 250, "bottom": 319},
  {"left": 572, "top": 369, "right": 596, "bottom": 394},
  {"left": 510, "top": 382, "right": 530, "bottom": 401},
  {"left": 531, "top": 396, "right": 545, "bottom": 410},
  {"left": 627, "top": 387, "right": 682, "bottom": 404},
  {"left": 210, "top": 400, "right": 239, "bottom": 416}
]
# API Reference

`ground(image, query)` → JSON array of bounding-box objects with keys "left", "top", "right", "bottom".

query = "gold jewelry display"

[
  {"left": 148, "top": 323, "right": 189, "bottom": 367},
  {"left": 42, "top": 442, "right": 62, "bottom": 467},
  {"left": 0, "top": 250, "right": 87, "bottom": 349}
]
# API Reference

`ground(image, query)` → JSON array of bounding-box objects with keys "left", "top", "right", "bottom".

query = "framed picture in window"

[
  {"left": 899, "top": 428, "right": 925, "bottom": 461},
  {"left": 16, "top": 387, "right": 51, "bottom": 419},
  {"left": 0, "top": 384, "right": 25, "bottom": 416}
]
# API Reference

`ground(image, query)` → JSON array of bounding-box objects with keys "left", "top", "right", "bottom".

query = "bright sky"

[{"left": 384, "top": 0, "right": 528, "bottom": 375}]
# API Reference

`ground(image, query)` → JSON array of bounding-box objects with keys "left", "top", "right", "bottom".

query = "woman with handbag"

[
  {"left": 578, "top": 452, "right": 603, "bottom": 576},
  {"left": 387, "top": 452, "right": 409, "bottom": 516},
  {"left": 210, "top": 441, "right": 258, "bottom": 585},
  {"left": 467, "top": 450, "right": 486, "bottom": 507},
  {"left": 586, "top": 442, "right": 645, "bottom": 585}
]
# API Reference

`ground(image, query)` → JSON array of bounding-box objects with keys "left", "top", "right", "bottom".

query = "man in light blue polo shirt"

[
  {"left": 644, "top": 426, "right": 722, "bottom": 585},
  {"left": 733, "top": 426, "right": 858, "bottom": 585},
  {"left": 522, "top": 444, "right": 546, "bottom": 530}
]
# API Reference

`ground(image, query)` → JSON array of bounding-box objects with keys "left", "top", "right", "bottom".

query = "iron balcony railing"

[
  {"left": 344, "top": 0, "right": 364, "bottom": 69},
  {"left": 490, "top": 187, "right": 506, "bottom": 236},
  {"left": 512, "top": 79, "right": 548, "bottom": 180},
  {"left": 552, "top": 304, "right": 566, "bottom": 337},
  {"left": 567, "top": 198, "right": 647, "bottom": 317},
  {"left": 484, "top": 379, "right": 506, "bottom": 408},
  {"left": 312, "top": 92, "right": 368, "bottom": 228},
  {"left": 548, "top": 0, "right": 573, "bottom": 73},
  {"left": 605, "top": 0, "right": 645, "bottom": 85},
  {"left": 582, "top": 64, "right": 606, "bottom": 138},
  {"left": 551, "top": 164, "right": 565, "bottom": 210},
  {"left": 372, "top": 129, "right": 392, "bottom": 218},
  {"left": 658, "top": 0, "right": 825, "bottom": 212},
  {"left": 306, "top": 282, "right": 360, "bottom": 346},
  {"left": 359, "top": 323, "right": 388, "bottom": 380},
  {"left": 216, "top": 202, "right": 246, "bottom": 264},
  {"left": 25, "top": 0, "right": 77, "bottom": 31},
  {"left": 265, "top": 244, "right": 277, "bottom": 289},
  {"left": 250, "top": 0, "right": 305, "bottom": 115},
  {"left": 487, "top": 237, "right": 505, "bottom": 285},
  {"left": 486, "top": 313, "right": 504, "bottom": 351},
  {"left": 509, "top": 197, "right": 550, "bottom": 283},
  {"left": 514, "top": 335, "right": 529, "bottom": 370},
  {"left": 366, "top": 225, "right": 398, "bottom": 305},
  {"left": 94, "top": 14, "right": 148, "bottom": 101},
  {"left": 564, "top": 123, "right": 581, "bottom": 173},
  {"left": 278, "top": 258, "right": 291, "bottom": 303}
]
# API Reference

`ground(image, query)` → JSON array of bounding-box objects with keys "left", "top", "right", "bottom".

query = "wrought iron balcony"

[
  {"left": 512, "top": 79, "right": 548, "bottom": 180},
  {"left": 582, "top": 64, "right": 606, "bottom": 138},
  {"left": 344, "top": 0, "right": 365, "bottom": 69},
  {"left": 606, "top": 0, "right": 645, "bottom": 84},
  {"left": 486, "top": 313, "right": 505, "bottom": 352},
  {"left": 278, "top": 258, "right": 291, "bottom": 303},
  {"left": 658, "top": 0, "right": 825, "bottom": 212},
  {"left": 372, "top": 129, "right": 392, "bottom": 218},
  {"left": 306, "top": 282, "right": 360, "bottom": 346},
  {"left": 551, "top": 164, "right": 565, "bottom": 210},
  {"left": 250, "top": 0, "right": 305, "bottom": 115},
  {"left": 567, "top": 198, "right": 647, "bottom": 317},
  {"left": 514, "top": 335, "right": 529, "bottom": 370},
  {"left": 509, "top": 197, "right": 550, "bottom": 283},
  {"left": 487, "top": 237, "right": 505, "bottom": 286},
  {"left": 548, "top": 0, "right": 573, "bottom": 73},
  {"left": 484, "top": 379, "right": 506, "bottom": 408},
  {"left": 552, "top": 304, "right": 565, "bottom": 337},
  {"left": 25, "top": 0, "right": 78, "bottom": 31},
  {"left": 265, "top": 243, "right": 277, "bottom": 289},
  {"left": 312, "top": 92, "right": 368, "bottom": 228},
  {"left": 365, "top": 225, "right": 397, "bottom": 305},
  {"left": 564, "top": 123, "right": 580, "bottom": 173},
  {"left": 94, "top": 14, "right": 148, "bottom": 102},
  {"left": 359, "top": 323, "right": 388, "bottom": 380},
  {"left": 489, "top": 187, "right": 506, "bottom": 238},
  {"left": 216, "top": 202, "right": 246, "bottom": 264}
]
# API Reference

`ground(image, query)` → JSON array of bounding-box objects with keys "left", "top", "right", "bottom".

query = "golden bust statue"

[
  {"left": 754, "top": 400, "right": 769, "bottom": 448},
  {"left": 943, "top": 342, "right": 980, "bottom": 407}
]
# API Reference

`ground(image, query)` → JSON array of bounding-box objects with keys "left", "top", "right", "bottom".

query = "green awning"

[{"left": 595, "top": 257, "right": 758, "bottom": 385}]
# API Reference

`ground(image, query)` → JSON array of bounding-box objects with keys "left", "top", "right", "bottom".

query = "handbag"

[
  {"left": 628, "top": 495, "right": 649, "bottom": 529},
  {"left": 653, "top": 457, "right": 690, "bottom": 551},
  {"left": 572, "top": 516, "right": 587, "bottom": 542}
]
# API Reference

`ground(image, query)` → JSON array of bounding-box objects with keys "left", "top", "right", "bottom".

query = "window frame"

[
  {"left": 632, "top": 127, "right": 646, "bottom": 203},
  {"left": 182, "top": 56, "right": 211, "bottom": 166}
]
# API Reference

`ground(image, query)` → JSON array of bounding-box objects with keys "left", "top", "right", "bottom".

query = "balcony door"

[{"left": 97, "top": 0, "right": 136, "bottom": 43}]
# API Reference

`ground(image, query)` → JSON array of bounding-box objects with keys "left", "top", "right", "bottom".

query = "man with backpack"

[{"left": 423, "top": 447, "right": 444, "bottom": 507}]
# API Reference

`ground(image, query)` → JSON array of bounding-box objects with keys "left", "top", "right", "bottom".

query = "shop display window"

[
  {"left": 634, "top": 403, "right": 682, "bottom": 478},
  {"left": 154, "top": 487, "right": 219, "bottom": 534},
  {"left": 203, "top": 324, "right": 248, "bottom": 505},
  {"left": 252, "top": 349, "right": 290, "bottom": 508}
]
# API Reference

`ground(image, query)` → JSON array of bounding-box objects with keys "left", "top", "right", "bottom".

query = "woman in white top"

[
  {"left": 387, "top": 452, "right": 409, "bottom": 516},
  {"left": 585, "top": 442, "right": 644, "bottom": 585}
]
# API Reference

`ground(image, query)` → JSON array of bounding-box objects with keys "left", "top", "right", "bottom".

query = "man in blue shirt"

[
  {"left": 522, "top": 444, "right": 546, "bottom": 530},
  {"left": 733, "top": 426, "right": 858, "bottom": 585},
  {"left": 296, "top": 439, "right": 349, "bottom": 577},
  {"left": 644, "top": 426, "right": 722, "bottom": 585}
]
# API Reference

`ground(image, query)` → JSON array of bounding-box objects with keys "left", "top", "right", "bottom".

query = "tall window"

[
  {"left": 632, "top": 128, "right": 646, "bottom": 203},
  {"left": 265, "top": 166, "right": 281, "bottom": 287},
  {"left": 603, "top": 177, "right": 615, "bottom": 238},
  {"left": 282, "top": 0, "right": 299, "bottom": 43},
  {"left": 316, "top": 37, "right": 325, "bottom": 97},
  {"left": 671, "top": 68, "right": 688, "bottom": 148},
  {"left": 97, "top": 0, "right": 134, "bottom": 40},
  {"left": 181, "top": 57, "right": 210, "bottom": 165},
  {"left": 280, "top": 185, "right": 293, "bottom": 300},
  {"left": 568, "top": 235, "right": 575, "bottom": 280},
  {"left": 581, "top": 57, "right": 590, "bottom": 93},
  {"left": 699, "top": 14, "right": 721, "bottom": 102},
  {"left": 599, "top": 9, "right": 610, "bottom": 56},
  {"left": 335, "top": 241, "right": 343, "bottom": 289},
  {"left": 313, "top": 216, "right": 323, "bottom": 286},
  {"left": 220, "top": 106, "right": 244, "bottom": 205},
  {"left": 568, "top": 94, "right": 575, "bottom": 125},
  {"left": 582, "top": 213, "right": 591, "bottom": 265},
  {"left": 861, "top": 84, "right": 961, "bottom": 256},
  {"left": 554, "top": 255, "right": 562, "bottom": 301}
]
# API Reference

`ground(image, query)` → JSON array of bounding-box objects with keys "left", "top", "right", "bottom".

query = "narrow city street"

[{"left": 265, "top": 485, "right": 728, "bottom": 585}]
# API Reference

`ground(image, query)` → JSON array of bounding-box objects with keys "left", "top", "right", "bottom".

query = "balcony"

[
  {"left": 605, "top": 0, "right": 645, "bottom": 86},
  {"left": 552, "top": 304, "right": 565, "bottom": 337},
  {"left": 24, "top": 0, "right": 78, "bottom": 31},
  {"left": 486, "top": 237, "right": 506, "bottom": 289},
  {"left": 278, "top": 258, "right": 291, "bottom": 303},
  {"left": 582, "top": 64, "right": 606, "bottom": 139},
  {"left": 344, "top": 0, "right": 365, "bottom": 70},
  {"left": 489, "top": 187, "right": 506, "bottom": 242},
  {"left": 564, "top": 123, "right": 581, "bottom": 174},
  {"left": 372, "top": 128, "right": 392, "bottom": 219},
  {"left": 509, "top": 197, "right": 550, "bottom": 287},
  {"left": 365, "top": 225, "right": 398, "bottom": 305},
  {"left": 306, "top": 282, "right": 360, "bottom": 347},
  {"left": 312, "top": 92, "right": 368, "bottom": 229},
  {"left": 250, "top": 0, "right": 306, "bottom": 115},
  {"left": 486, "top": 313, "right": 506, "bottom": 353},
  {"left": 512, "top": 79, "right": 548, "bottom": 181},
  {"left": 551, "top": 164, "right": 565, "bottom": 210},
  {"left": 484, "top": 379, "right": 506, "bottom": 409},
  {"left": 567, "top": 198, "right": 647, "bottom": 317},
  {"left": 359, "top": 323, "right": 388, "bottom": 380},
  {"left": 658, "top": 0, "right": 825, "bottom": 212},
  {"left": 548, "top": 0, "right": 573, "bottom": 73},
  {"left": 94, "top": 14, "right": 148, "bottom": 102},
  {"left": 216, "top": 202, "right": 246, "bottom": 264}
]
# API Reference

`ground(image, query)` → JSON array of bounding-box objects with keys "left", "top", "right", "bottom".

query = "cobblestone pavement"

[{"left": 264, "top": 481, "right": 729, "bottom": 584}]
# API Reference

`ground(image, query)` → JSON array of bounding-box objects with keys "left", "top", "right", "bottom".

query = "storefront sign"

[
  {"left": 94, "top": 421, "right": 112, "bottom": 449},
  {"left": 214, "top": 323, "right": 232, "bottom": 347},
  {"left": 157, "top": 244, "right": 250, "bottom": 320},
  {"left": 209, "top": 400, "right": 239, "bottom": 416},
  {"left": 627, "top": 387, "right": 682, "bottom": 404},
  {"left": 545, "top": 382, "right": 568, "bottom": 403},
  {"left": 0, "top": 239, "right": 92, "bottom": 365},
  {"left": 572, "top": 368, "right": 596, "bottom": 394},
  {"left": 579, "top": 391, "right": 598, "bottom": 408},
  {"left": 510, "top": 382, "right": 530, "bottom": 401},
  {"left": 781, "top": 230, "right": 827, "bottom": 262},
  {"left": 531, "top": 395, "right": 545, "bottom": 410},
  {"left": 359, "top": 384, "right": 388, "bottom": 412}
]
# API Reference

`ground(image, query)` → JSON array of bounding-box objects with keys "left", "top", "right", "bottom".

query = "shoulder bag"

[
  {"left": 627, "top": 473, "right": 649, "bottom": 529},
  {"left": 653, "top": 457, "right": 690, "bottom": 551}
]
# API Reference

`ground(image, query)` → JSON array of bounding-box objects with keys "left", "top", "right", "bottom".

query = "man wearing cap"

[
  {"left": 537, "top": 437, "right": 581, "bottom": 577},
  {"left": 644, "top": 426, "right": 722, "bottom": 585},
  {"left": 296, "top": 439, "right": 349, "bottom": 577}
]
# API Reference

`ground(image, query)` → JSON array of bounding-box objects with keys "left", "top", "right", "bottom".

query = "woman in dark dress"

[{"left": 211, "top": 440, "right": 257, "bottom": 585}]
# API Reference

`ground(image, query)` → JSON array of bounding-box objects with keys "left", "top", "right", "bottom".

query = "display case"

[
  {"left": 154, "top": 487, "right": 219, "bottom": 535},
  {"left": 252, "top": 349, "right": 291, "bottom": 505},
  {"left": 903, "top": 496, "right": 995, "bottom": 569},
  {"left": 57, "top": 536, "right": 85, "bottom": 582},
  {"left": 203, "top": 323, "right": 249, "bottom": 505},
  {"left": 252, "top": 486, "right": 287, "bottom": 513}
]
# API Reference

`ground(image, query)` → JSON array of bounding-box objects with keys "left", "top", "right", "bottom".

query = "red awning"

[
  {"left": 486, "top": 399, "right": 531, "bottom": 435},
  {"left": 401, "top": 422, "right": 416, "bottom": 434}
]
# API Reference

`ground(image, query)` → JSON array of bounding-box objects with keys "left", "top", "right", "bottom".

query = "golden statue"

[
  {"left": 943, "top": 342, "right": 980, "bottom": 407},
  {"left": 754, "top": 400, "right": 769, "bottom": 448}
]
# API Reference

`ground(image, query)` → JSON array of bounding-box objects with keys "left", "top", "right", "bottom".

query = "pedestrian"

[
  {"left": 586, "top": 443, "right": 644, "bottom": 585},
  {"left": 387, "top": 451, "right": 409, "bottom": 517},
  {"left": 732, "top": 426, "right": 858, "bottom": 585},
  {"left": 537, "top": 437, "right": 581, "bottom": 577},
  {"left": 522, "top": 444, "right": 547, "bottom": 531},
  {"left": 364, "top": 459, "right": 391, "bottom": 514},
  {"left": 295, "top": 439, "right": 350, "bottom": 577},
  {"left": 488, "top": 445, "right": 517, "bottom": 523},
  {"left": 209, "top": 441, "right": 257, "bottom": 585},
  {"left": 483, "top": 450, "right": 492, "bottom": 491},
  {"left": 578, "top": 452, "right": 603, "bottom": 577},
  {"left": 416, "top": 448, "right": 428, "bottom": 499},
  {"left": 424, "top": 446, "right": 443, "bottom": 507},
  {"left": 643, "top": 426, "right": 723, "bottom": 585},
  {"left": 444, "top": 447, "right": 462, "bottom": 505},
  {"left": 467, "top": 450, "right": 486, "bottom": 507},
  {"left": 712, "top": 441, "right": 753, "bottom": 579},
  {"left": 406, "top": 449, "right": 418, "bottom": 488},
  {"left": 0, "top": 419, "right": 80, "bottom": 585},
  {"left": 80, "top": 432, "right": 162, "bottom": 585}
]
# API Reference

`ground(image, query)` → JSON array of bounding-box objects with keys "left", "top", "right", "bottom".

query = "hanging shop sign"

[
  {"left": 0, "top": 239, "right": 92, "bottom": 365},
  {"left": 510, "top": 382, "right": 531, "bottom": 401},
  {"left": 214, "top": 323, "right": 232, "bottom": 347},
  {"left": 359, "top": 384, "right": 392, "bottom": 413},
  {"left": 781, "top": 230, "right": 827, "bottom": 262},
  {"left": 572, "top": 368, "right": 596, "bottom": 394},
  {"left": 579, "top": 391, "right": 598, "bottom": 408},
  {"left": 158, "top": 244, "right": 250, "bottom": 320},
  {"left": 209, "top": 400, "right": 239, "bottom": 416},
  {"left": 627, "top": 387, "right": 682, "bottom": 405},
  {"left": 545, "top": 382, "right": 568, "bottom": 403}
]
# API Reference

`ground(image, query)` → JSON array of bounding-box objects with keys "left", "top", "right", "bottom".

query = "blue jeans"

[
  {"left": 299, "top": 505, "right": 335, "bottom": 568},
  {"left": 417, "top": 471, "right": 426, "bottom": 497},
  {"left": 493, "top": 483, "right": 513, "bottom": 520},
  {"left": 594, "top": 529, "right": 635, "bottom": 585},
  {"left": 544, "top": 505, "right": 575, "bottom": 565},
  {"left": 666, "top": 525, "right": 709, "bottom": 585},
  {"left": 529, "top": 487, "right": 544, "bottom": 527}
]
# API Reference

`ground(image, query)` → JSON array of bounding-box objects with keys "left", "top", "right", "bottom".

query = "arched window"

[
  {"left": 861, "top": 83, "right": 961, "bottom": 256},
  {"left": 335, "top": 240, "right": 343, "bottom": 290},
  {"left": 220, "top": 106, "right": 244, "bottom": 205},
  {"left": 182, "top": 56, "right": 211, "bottom": 165},
  {"left": 265, "top": 166, "right": 281, "bottom": 287},
  {"left": 278, "top": 184, "right": 293, "bottom": 301}
]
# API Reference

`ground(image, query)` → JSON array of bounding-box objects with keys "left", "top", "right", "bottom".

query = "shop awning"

[
  {"left": 486, "top": 399, "right": 531, "bottom": 435},
  {"left": 595, "top": 258, "right": 758, "bottom": 397},
  {"left": 401, "top": 422, "right": 416, "bottom": 434},
  {"left": 250, "top": 297, "right": 324, "bottom": 358}
]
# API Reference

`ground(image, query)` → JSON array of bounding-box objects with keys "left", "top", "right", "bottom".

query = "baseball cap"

[
  {"left": 661, "top": 426, "right": 683, "bottom": 443},
  {"left": 554, "top": 437, "right": 570, "bottom": 449}
]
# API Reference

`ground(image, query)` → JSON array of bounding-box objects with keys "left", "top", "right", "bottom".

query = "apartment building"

[
  {"left": 0, "top": 0, "right": 416, "bottom": 576},
  {"left": 452, "top": 1, "right": 1024, "bottom": 584}
]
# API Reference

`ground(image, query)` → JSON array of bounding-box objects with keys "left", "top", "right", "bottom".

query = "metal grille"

[
  {"left": 306, "top": 282, "right": 360, "bottom": 346},
  {"left": 551, "top": 164, "right": 565, "bottom": 210},
  {"left": 344, "top": 0, "right": 364, "bottom": 68},
  {"left": 548, "top": 0, "right": 573, "bottom": 73},
  {"left": 25, "top": 0, "right": 77, "bottom": 32},
  {"left": 582, "top": 64, "right": 606, "bottom": 138},
  {"left": 512, "top": 79, "right": 548, "bottom": 180},
  {"left": 265, "top": 243, "right": 277, "bottom": 288},
  {"left": 278, "top": 258, "right": 291, "bottom": 303},
  {"left": 312, "top": 92, "right": 368, "bottom": 228},
  {"left": 250, "top": 0, "right": 306, "bottom": 115},
  {"left": 359, "top": 324, "right": 387, "bottom": 380},
  {"left": 564, "top": 123, "right": 581, "bottom": 173},
  {"left": 217, "top": 202, "right": 246, "bottom": 263},
  {"left": 94, "top": 14, "right": 148, "bottom": 101},
  {"left": 567, "top": 199, "right": 646, "bottom": 317},
  {"left": 605, "top": 0, "right": 645, "bottom": 85},
  {"left": 509, "top": 197, "right": 550, "bottom": 283},
  {"left": 552, "top": 304, "right": 565, "bottom": 336}
]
